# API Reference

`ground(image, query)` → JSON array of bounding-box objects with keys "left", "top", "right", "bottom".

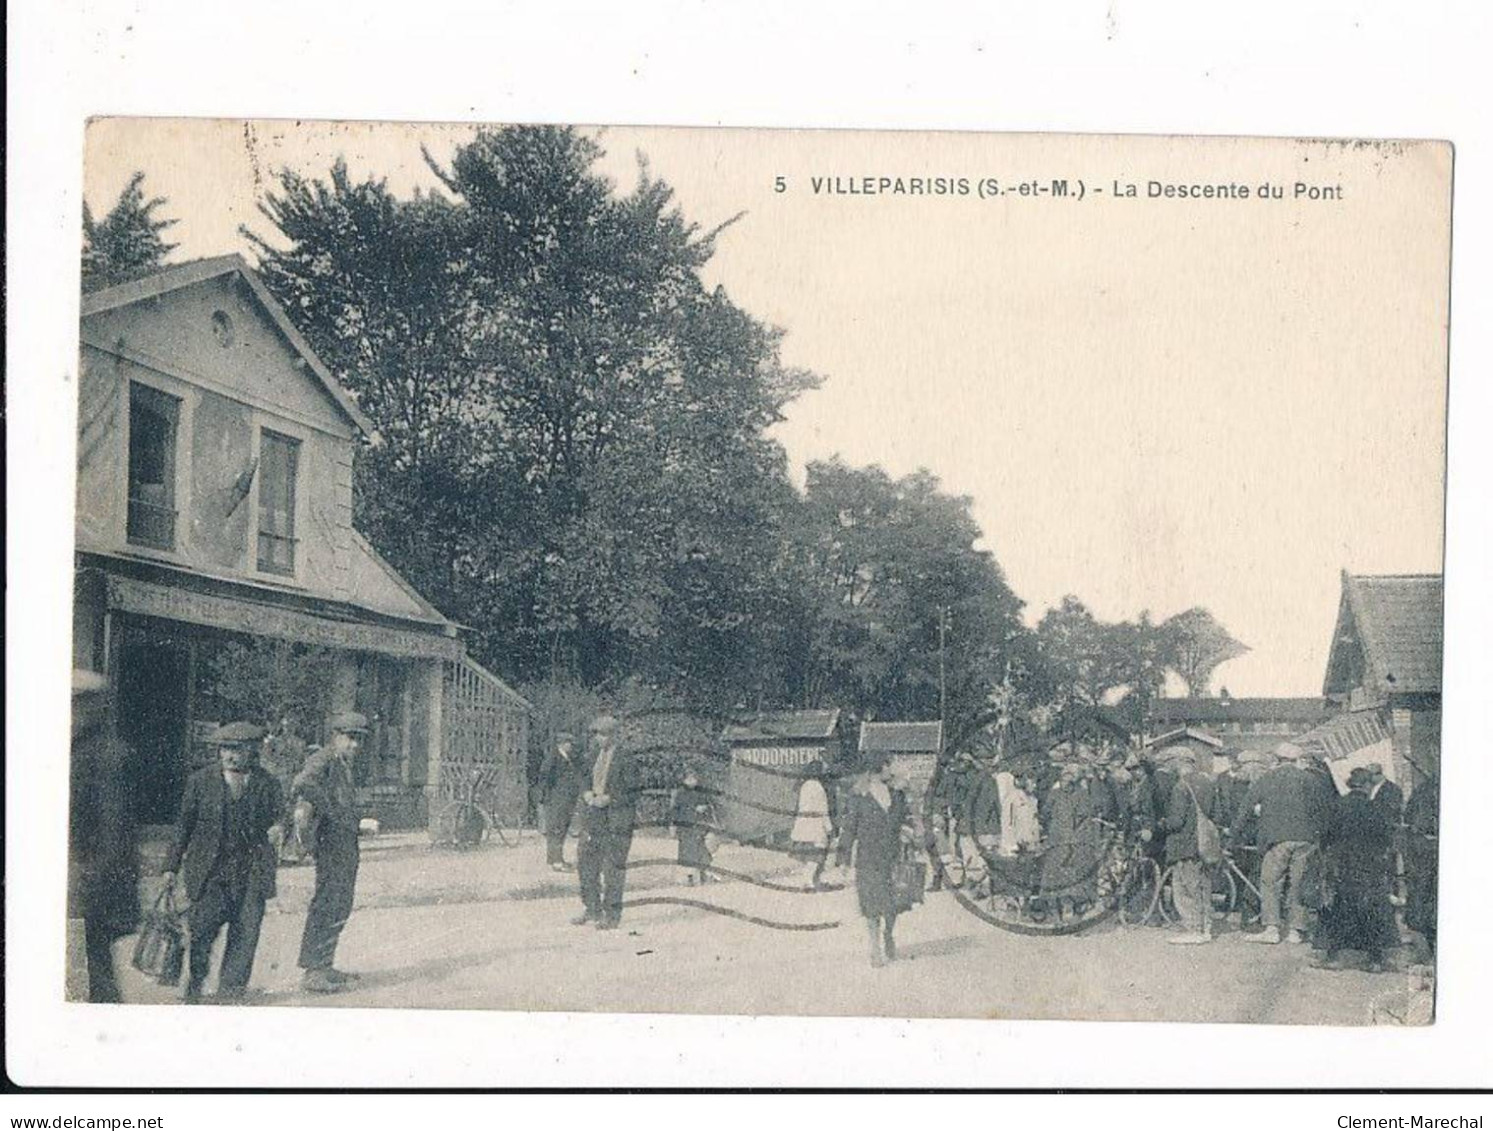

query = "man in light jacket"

[
  {"left": 1162, "top": 750, "right": 1224, "bottom": 945},
  {"left": 572, "top": 715, "right": 640, "bottom": 930}
]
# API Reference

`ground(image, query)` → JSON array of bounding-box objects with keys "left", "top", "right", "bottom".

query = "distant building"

[
  {"left": 1321, "top": 571, "right": 1443, "bottom": 795},
  {"left": 720, "top": 709, "right": 844, "bottom": 842},
  {"left": 1146, "top": 697, "right": 1332, "bottom": 755},
  {"left": 74, "top": 256, "right": 529, "bottom": 831}
]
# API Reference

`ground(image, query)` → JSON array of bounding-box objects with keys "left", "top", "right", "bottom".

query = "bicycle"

[
  {"left": 1111, "top": 837, "right": 1164, "bottom": 926},
  {"left": 1156, "top": 846, "right": 1262, "bottom": 925},
  {"left": 431, "top": 766, "right": 499, "bottom": 850}
]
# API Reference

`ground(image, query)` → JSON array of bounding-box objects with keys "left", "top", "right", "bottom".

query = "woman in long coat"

[
  {"left": 1040, "top": 764, "right": 1115, "bottom": 918},
  {"left": 1315, "top": 768, "right": 1400, "bottom": 972},
  {"left": 836, "top": 755, "right": 912, "bottom": 967}
]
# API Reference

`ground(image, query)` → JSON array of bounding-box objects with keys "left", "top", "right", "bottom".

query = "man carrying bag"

[{"left": 160, "top": 722, "right": 283, "bottom": 1003}]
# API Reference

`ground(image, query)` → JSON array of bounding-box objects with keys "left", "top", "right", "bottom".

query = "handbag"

[
  {"left": 131, "top": 883, "right": 185, "bottom": 986},
  {"left": 1183, "top": 781, "right": 1224, "bottom": 867},
  {"left": 893, "top": 847, "right": 927, "bottom": 914}
]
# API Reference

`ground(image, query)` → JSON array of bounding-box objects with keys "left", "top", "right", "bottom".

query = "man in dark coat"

[
  {"left": 1223, "top": 750, "right": 1273, "bottom": 923},
  {"left": 1236, "top": 742, "right": 1337, "bottom": 944},
  {"left": 68, "top": 671, "right": 138, "bottom": 1003},
  {"left": 1366, "top": 763, "right": 1405, "bottom": 824},
  {"left": 536, "top": 730, "right": 587, "bottom": 871},
  {"left": 1143, "top": 752, "right": 1179, "bottom": 864},
  {"left": 1403, "top": 773, "right": 1439, "bottom": 958},
  {"left": 573, "top": 715, "right": 640, "bottom": 930},
  {"left": 162, "top": 721, "right": 283, "bottom": 1003},
  {"left": 1314, "top": 768, "right": 1400, "bottom": 972},
  {"left": 1364, "top": 762, "right": 1406, "bottom": 894},
  {"left": 292, "top": 711, "right": 367, "bottom": 992}
]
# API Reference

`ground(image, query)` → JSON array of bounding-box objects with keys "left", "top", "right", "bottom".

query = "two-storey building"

[{"left": 74, "top": 255, "right": 529, "bottom": 831}]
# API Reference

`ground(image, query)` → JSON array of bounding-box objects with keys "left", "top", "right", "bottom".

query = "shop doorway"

[{"left": 117, "top": 638, "right": 191, "bottom": 825}]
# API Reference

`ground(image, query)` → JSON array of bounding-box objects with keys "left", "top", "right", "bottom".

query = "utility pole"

[{"left": 937, "top": 605, "right": 949, "bottom": 759}]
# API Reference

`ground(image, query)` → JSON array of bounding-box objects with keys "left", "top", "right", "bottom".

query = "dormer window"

[
  {"left": 257, "top": 430, "right": 299, "bottom": 575},
  {"left": 126, "top": 382, "right": 180, "bottom": 550}
]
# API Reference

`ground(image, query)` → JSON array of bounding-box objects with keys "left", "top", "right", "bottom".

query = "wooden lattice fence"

[{"left": 438, "top": 655, "right": 532, "bottom": 827}]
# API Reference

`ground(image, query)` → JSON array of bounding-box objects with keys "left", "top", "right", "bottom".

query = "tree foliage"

[
  {"left": 249, "top": 127, "right": 816, "bottom": 707},
  {"left": 82, "top": 172, "right": 178, "bottom": 292},
  {"left": 235, "top": 126, "right": 1252, "bottom": 756},
  {"left": 1159, "top": 606, "right": 1250, "bottom": 697},
  {"left": 782, "top": 460, "right": 1028, "bottom": 751},
  {"left": 204, "top": 638, "right": 339, "bottom": 735}
]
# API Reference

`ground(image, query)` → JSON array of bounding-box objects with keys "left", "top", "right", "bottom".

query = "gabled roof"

[
  {"left": 80, "top": 254, "right": 374, "bottom": 436},
  {"left": 346, "top": 529, "right": 454, "bottom": 629},
  {"left": 1324, "top": 573, "right": 1443, "bottom": 696},
  {"left": 859, "top": 721, "right": 944, "bottom": 754},
  {"left": 1145, "top": 726, "right": 1225, "bottom": 751},
  {"left": 722, "top": 709, "right": 842, "bottom": 743}
]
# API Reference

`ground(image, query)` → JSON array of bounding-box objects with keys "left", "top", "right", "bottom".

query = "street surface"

[{"left": 113, "top": 832, "right": 1429, "bottom": 1025}]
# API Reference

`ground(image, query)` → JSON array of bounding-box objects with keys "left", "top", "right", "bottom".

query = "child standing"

[{"left": 672, "top": 770, "right": 716, "bottom": 885}]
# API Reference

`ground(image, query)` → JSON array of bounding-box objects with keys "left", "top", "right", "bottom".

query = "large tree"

[
  {"left": 249, "top": 127, "right": 817, "bottom": 706},
  {"left": 1160, "top": 606, "right": 1249, "bottom": 697},
  {"left": 81, "top": 171, "right": 178, "bottom": 292},
  {"left": 786, "top": 459, "right": 1028, "bottom": 743}
]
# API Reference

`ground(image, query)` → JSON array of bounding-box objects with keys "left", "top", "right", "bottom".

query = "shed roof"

[
  {"left": 859, "top": 721, "right": 944, "bottom": 754},
  {"left": 1324, "top": 573, "right": 1443, "bottom": 696},
  {"left": 80, "top": 254, "right": 375, "bottom": 436},
  {"left": 1145, "top": 726, "right": 1226, "bottom": 751},
  {"left": 722, "top": 709, "right": 841, "bottom": 743}
]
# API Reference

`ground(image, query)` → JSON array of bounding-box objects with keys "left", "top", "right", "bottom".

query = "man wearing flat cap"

[
  {"left": 162, "top": 721, "right": 283, "bottom": 1003},
  {"left": 292, "top": 711, "right": 368, "bottom": 991},
  {"left": 537, "top": 729, "right": 586, "bottom": 872},
  {"left": 1234, "top": 741, "right": 1338, "bottom": 944},
  {"left": 573, "top": 713, "right": 640, "bottom": 930}
]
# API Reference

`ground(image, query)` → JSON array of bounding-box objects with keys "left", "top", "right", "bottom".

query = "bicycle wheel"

[
  {"left": 1230, "top": 860, "right": 1263, "bottom": 923},
  {"left": 430, "top": 801, "right": 470, "bottom": 847},
  {"left": 487, "top": 817, "right": 517, "bottom": 848},
  {"left": 1117, "top": 856, "right": 1162, "bottom": 926},
  {"left": 1212, "top": 863, "right": 1238, "bottom": 920},
  {"left": 1159, "top": 864, "right": 1181, "bottom": 923}
]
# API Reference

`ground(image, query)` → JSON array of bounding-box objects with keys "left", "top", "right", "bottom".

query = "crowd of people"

[
  {"left": 68, "top": 680, "right": 1440, "bottom": 1002},
  {"left": 922, "top": 736, "right": 1439, "bottom": 968}
]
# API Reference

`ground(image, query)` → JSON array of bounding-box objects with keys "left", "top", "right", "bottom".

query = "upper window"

[
  {"left": 126, "top": 382, "right": 180, "bottom": 550},
  {"left": 257, "top": 430, "right": 300, "bottom": 575}
]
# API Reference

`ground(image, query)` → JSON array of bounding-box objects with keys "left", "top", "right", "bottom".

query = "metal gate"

[{"left": 439, "top": 655, "right": 531, "bottom": 826}]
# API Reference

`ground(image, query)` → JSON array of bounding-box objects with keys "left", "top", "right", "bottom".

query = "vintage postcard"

[{"left": 67, "top": 120, "right": 1449, "bottom": 1026}]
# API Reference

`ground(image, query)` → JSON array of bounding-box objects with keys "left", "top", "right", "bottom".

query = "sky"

[{"left": 83, "top": 120, "right": 1451, "bottom": 696}]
